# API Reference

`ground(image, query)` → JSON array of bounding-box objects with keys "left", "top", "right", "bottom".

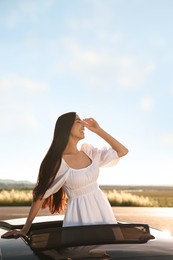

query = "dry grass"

[
  {"left": 103, "top": 189, "right": 158, "bottom": 207},
  {"left": 126, "top": 188, "right": 173, "bottom": 207},
  {"left": 0, "top": 189, "right": 32, "bottom": 206},
  {"left": 0, "top": 188, "right": 172, "bottom": 207}
]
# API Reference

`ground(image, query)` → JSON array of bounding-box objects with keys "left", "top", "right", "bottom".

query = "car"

[{"left": 0, "top": 215, "right": 173, "bottom": 259}]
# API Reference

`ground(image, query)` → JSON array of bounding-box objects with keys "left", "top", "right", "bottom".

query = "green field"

[{"left": 0, "top": 186, "right": 173, "bottom": 207}]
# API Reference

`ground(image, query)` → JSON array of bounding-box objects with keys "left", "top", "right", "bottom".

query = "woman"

[{"left": 2, "top": 112, "right": 128, "bottom": 238}]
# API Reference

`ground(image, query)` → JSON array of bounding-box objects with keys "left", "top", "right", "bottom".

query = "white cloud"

[
  {"left": 116, "top": 59, "right": 155, "bottom": 89},
  {"left": 0, "top": 75, "right": 48, "bottom": 93},
  {"left": 81, "top": 51, "right": 103, "bottom": 68},
  {"left": 15, "top": 76, "right": 48, "bottom": 92},
  {"left": 50, "top": 36, "right": 156, "bottom": 91},
  {"left": 20, "top": 0, "right": 55, "bottom": 14},
  {"left": 170, "top": 85, "right": 173, "bottom": 95},
  {"left": 0, "top": 110, "right": 39, "bottom": 133},
  {"left": 151, "top": 35, "right": 167, "bottom": 48},
  {"left": 139, "top": 97, "right": 154, "bottom": 112},
  {"left": 4, "top": 10, "right": 21, "bottom": 28},
  {"left": 20, "top": 1, "right": 40, "bottom": 14},
  {"left": 3, "top": 0, "right": 55, "bottom": 29},
  {"left": 160, "top": 134, "right": 173, "bottom": 146},
  {"left": 0, "top": 75, "right": 49, "bottom": 133},
  {"left": 18, "top": 114, "right": 39, "bottom": 130},
  {"left": 24, "top": 31, "right": 38, "bottom": 46}
]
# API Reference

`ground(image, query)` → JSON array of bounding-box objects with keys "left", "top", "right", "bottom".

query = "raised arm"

[
  {"left": 83, "top": 118, "right": 128, "bottom": 157},
  {"left": 1, "top": 198, "right": 44, "bottom": 238}
]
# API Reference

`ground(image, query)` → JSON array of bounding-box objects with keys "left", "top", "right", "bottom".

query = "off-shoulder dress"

[{"left": 43, "top": 143, "right": 119, "bottom": 227}]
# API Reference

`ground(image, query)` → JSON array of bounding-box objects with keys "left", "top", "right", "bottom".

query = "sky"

[{"left": 0, "top": 0, "right": 173, "bottom": 186}]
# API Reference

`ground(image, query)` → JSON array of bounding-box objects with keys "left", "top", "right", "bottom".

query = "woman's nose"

[{"left": 80, "top": 120, "right": 84, "bottom": 125}]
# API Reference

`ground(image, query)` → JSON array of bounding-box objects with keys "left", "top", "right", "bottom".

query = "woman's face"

[{"left": 70, "top": 115, "right": 85, "bottom": 140}]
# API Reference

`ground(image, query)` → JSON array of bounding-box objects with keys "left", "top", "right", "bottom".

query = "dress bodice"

[{"left": 43, "top": 144, "right": 119, "bottom": 227}]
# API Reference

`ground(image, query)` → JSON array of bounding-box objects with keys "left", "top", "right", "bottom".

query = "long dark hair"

[{"left": 33, "top": 112, "right": 76, "bottom": 214}]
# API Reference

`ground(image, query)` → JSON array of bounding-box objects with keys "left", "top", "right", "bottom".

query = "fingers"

[
  {"left": 83, "top": 118, "right": 95, "bottom": 125},
  {"left": 83, "top": 117, "right": 94, "bottom": 121},
  {"left": 1, "top": 229, "right": 21, "bottom": 239}
]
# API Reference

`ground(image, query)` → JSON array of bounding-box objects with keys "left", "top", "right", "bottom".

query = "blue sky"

[{"left": 0, "top": 0, "right": 173, "bottom": 186}]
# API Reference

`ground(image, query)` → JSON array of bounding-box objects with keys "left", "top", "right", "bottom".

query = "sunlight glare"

[{"left": 162, "top": 230, "right": 172, "bottom": 237}]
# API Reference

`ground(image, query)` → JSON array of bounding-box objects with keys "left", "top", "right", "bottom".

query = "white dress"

[{"left": 43, "top": 143, "right": 119, "bottom": 227}]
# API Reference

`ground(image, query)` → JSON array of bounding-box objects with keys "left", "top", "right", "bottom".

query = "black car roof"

[
  {"left": 1, "top": 217, "right": 173, "bottom": 259},
  {"left": 0, "top": 218, "right": 154, "bottom": 249}
]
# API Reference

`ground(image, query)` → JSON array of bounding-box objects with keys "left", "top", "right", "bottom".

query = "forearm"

[
  {"left": 1, "top": 198, "right": 45, "bottom": 238},
  {"left": 22, "top": 198, "right": 44, "bottom": 234},
  {"left": 83, "top": 117, "right": 128, "bottom": 157},
  {"left": 96, "top": 127, "right": 128, "bottom": 157}
]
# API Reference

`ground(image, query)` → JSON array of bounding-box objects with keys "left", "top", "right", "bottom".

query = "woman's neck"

[
  {"left": 63, "top": 149, "right": 79, "bottom": 155},
  {"left": 63, "top": 140, "right": 79, "bottom": 155}
]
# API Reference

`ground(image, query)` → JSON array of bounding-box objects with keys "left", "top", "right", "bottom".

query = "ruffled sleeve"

[
  {"left": 81, "top": 143, "right": 119, "bottom": 168},
  {"left": 43, "top": 160, "right": 69, "bottom": 199}
]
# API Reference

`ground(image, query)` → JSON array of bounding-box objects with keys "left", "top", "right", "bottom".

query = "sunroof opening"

[{"left": 27, "top": 223, "right": 155, "bottom": 251}]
